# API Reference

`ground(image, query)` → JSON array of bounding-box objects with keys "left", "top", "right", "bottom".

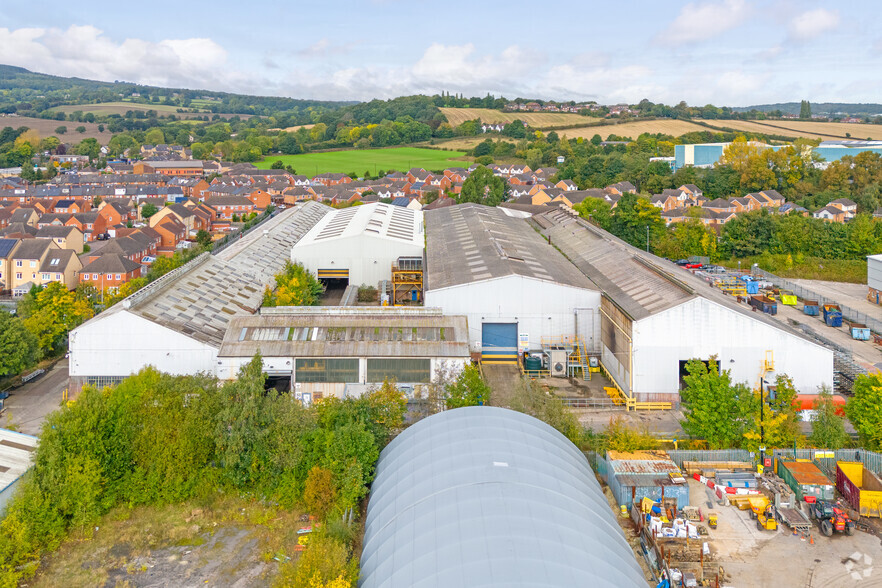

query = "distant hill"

[
  {"left": 737, "top": 102, "right": 882, "bottom": 116},
  {"left": 0, "top": 64, "right": 353, "bottom": 118}
]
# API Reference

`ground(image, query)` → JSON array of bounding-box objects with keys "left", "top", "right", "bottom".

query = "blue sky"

[{"left": 0, "top": 0, "right": 879, "bottom": 105}]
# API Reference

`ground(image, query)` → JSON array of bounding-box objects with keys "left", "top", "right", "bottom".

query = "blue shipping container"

[
  {"left": 851, "top": 325, "right": 871, "bottom": 340},
  {"left": 803, "top": 301, "right": 820, "bottom": 316}
]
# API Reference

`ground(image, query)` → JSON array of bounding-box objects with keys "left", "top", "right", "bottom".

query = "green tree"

[
  {"left": 195, "top": 229, "right": 212, "bottom": 248},
  {"left": 75, "top": 126, "right": 86, "bottom": 134},
  {"left": 509, "top": 379, "right": 582, "bottom": 446},
  {"left": 456, "top": 165, "right": 508, "bottom": 206},
  {"left": 810, "top": 387, "right": 850, "bottom": 449},
  {"left": 445, "top": 364, "right": 491, "bottom": 408},
  {"left": 573, "top": 198, "right": 613, "bottom": 231},
  {"left": 0, "top": 310, "right": 41, "bottom": 377},
  {"left": 74, "top": 138, "right": 100, "bottom": 160},
  {"left": 20, "top": 283, "right": 94, "bottom": 354},
  {"left": 270, "top": 159, "right": 285, "bottom": 169},
  {"left": 608, "top": 193, "right": 665, "bottom": 250},
  {"left": 846, "top": 373, "right": 882, "bottom": 450},
  {"left": 799, "top": 100, "right": 812, "bottom": 119},
  {"left": 140, "top": 202, "right": 159, "bottom": 219},
  {"left": 144, "top": 128, "right": 165, "bottom": 145},
  {"left": 744, "top": 373, "right": 802, "bottom": 451},
  {"left": 54, "top": 126, "right": 67, "bottom": 135},
  {"left": 680, "top": 358, "right": 754, "bottom": 449},
  {"left": 303, "top": 466, "right": 337, "bottom": 520},
  {"left": 262, "top": 261, "right": 324, "bottom": 307}
]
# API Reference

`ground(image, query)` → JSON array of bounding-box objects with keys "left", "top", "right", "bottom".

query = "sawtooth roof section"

[
  {"left": 105, "top": 201, "right": 330, "bottom": 347},
  {"left": 218, "top": 310, "right": 469, "bottom": 359},
  {"left": 360, "top": 406, "right": 646, "bottom": 588},
  {"left": 424, "top": 203, "right": 595, "bottom": 292}
]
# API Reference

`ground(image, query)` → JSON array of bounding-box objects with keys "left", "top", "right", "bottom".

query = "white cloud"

[
  {"left": 658, "top": 0, "right": 751, "bottom": 43},
  {"left": 0, "top": 25, "right": 230, "bottom": 89},
  {"left": 788, "top": 8, "right": 839, "bottom": 41}
]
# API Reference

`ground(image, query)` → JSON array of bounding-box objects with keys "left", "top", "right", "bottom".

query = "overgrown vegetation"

[
  {"left": 262, "top": 261, "right": 325, "bottom": 307},
  {"left": 846, "top": 373, "right": 882, "bottom": 450},
  {"left": 0, "top": 356, "right": 406, "bottom": 586}
]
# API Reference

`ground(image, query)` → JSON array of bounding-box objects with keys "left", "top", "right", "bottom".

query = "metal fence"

[
  {"left": 665, "top": 449, "right": 753, "bottom": 468},
  {"left": 771, "top": 448, "right": 882, "bottom": 477},
  {"left": 560, "top": 397, "right": 619, "bottom": 409},
  {"left": 753, "top": 268, "right": 882, "bottom": 335}
]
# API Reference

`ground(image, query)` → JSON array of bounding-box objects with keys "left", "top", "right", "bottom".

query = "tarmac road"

[{"left": 1, "top": 359, "right": 68, "bottom": 436}]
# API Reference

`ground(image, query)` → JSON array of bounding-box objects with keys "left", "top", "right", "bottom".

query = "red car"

[{"left": 684, "top": 263, "right": 703, "bottom": 269}]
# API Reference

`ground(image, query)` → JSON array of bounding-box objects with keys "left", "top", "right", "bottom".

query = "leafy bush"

[{"left": 356, "top": 285, "right": 377, "bottom": 303}]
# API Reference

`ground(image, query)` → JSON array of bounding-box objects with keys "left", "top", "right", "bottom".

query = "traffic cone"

[{"left": 810, "top": 534, "right": 814, "bottom": 545}]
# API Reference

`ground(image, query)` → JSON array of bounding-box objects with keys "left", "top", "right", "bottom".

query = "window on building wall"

[
  {"left": 15, "top": 260, "right": 21, "bottom": 267},
  {"left": 16, "top": 273, "right": 21, "bottom": 279},
  {"left": 55, "top": 274, "right": 60, "bottom": 280},
  {"left": 30, "top": 260, "right": 36, "bottom": 268},
  {"left": 42, "top": 273, "right": 49, "bottom": 280},
  {"left": 295, "top": 358, "right": 359, "bottom": 383},
  {"left": 366, "top": 358, "right": 431, "bottom": 383},
  {"left": 106, "top": 274, "right": 112, "bottom": 279},
  {"left": 115, "top": 274, "right": 121, "bottom": 280}
]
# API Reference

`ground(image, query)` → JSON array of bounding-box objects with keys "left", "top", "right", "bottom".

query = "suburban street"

[{"left": 2, "top": 359, "right": 68, "bottom": 437}]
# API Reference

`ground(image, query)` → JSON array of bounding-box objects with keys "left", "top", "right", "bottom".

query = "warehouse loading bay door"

[
  {"left": 481, "top": 322, "right": 518, "bottom": 364},
  {"left": 318, "top": 268, "right": 350, "bottom": 293}
]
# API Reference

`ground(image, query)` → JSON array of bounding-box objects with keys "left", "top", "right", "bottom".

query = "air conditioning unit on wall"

[{"left": 549, "top": 348, "right": 567, "bottom": 377}]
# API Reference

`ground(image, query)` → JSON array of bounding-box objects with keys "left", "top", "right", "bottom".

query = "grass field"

[
  {"left": 257, "top": 146, "right": 468, "bottom": 175},
  {"left": 699, "top": 119, "right": 882, "bottom": 140},
  {"left": 440, "top": 107, "right": 587, "bottom": 128},
  {"left": 49, "top": 101, "right": 252, "bottom": 120},
  {"left": 269, "top": 124, "right": 315, "bottom": 133},
  {"left": 0, "top": 115, "right": 109, "bottom": 143}
]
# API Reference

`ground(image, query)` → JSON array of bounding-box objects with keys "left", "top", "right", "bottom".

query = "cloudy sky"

[{"left": 0, "top": 0, "right": 877, "bottom": 105}]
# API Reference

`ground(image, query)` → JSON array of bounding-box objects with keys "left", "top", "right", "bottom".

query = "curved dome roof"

[{"left": 359, "top": 406, "right": 646, "bottom": 587}]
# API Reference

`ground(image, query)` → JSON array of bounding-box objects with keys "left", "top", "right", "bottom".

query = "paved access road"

[{"left": 2, "top": 359, "right": 68, "bottom": 436}]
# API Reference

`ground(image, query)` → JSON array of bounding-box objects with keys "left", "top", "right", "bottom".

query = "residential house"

[
  {"left": 778, "top": 203, "right": 809, "bottom": 216},
  {"left": 205, "top": 195, "right": 256, "bottom": 220},
  {"left": 678, "top": 184, "right": 703, "bottom": 200},
  {"left": 66, "top": 212, "right": 105, "bottom": 241},
  {"left": 149, "top": 203, "right": 200, "bottom": 234},
  {"left": 605, "top": 181, "right": 637, "bottom": 196},
  {"left": 728, "top": 197, "right": 758, "bottom": 213},
  {"left": 552, "top": 189, "right": 607, "bottom": 208},
  {"left": 312, "top": 173, "right": 352, "bottom": 187},
  {"left": 97, "top": 200, "right": 135, "bottom": 227},
  {"left": 703, "top": 198, "right": 736, "bottom": 213},
  {"left": 813, "top": 206, "right": 846, "bottom": 222},
  {"left": 132, "top": 160, "right": 204, "bottom": 177},
  {"left": 9, "top": 239, "right": 60, "bottom": 292},
  {"left": 0, "top": 237, "right": 19, "bottom": 292},
  {"left": 38, "top": 249, "right": 82, "bottom": 289},
  {"left": 79, "top": 254, "right": 143, "bottom": 290},
  {"left": 53, "top": 199, "right": 90, "bottom": 214},
  {"left": 35, "top": 225, "right": 84, "bottom": 252},
  {"left": 828, "top": 198, "right": 857, "bottom": 219},
  {"left": 9, "top": 207, "right": 39, "bottom": 227},
  {"left": 759, "top": 189, "right": 786, "bottom": 208},
  {"left": 153, "top": 217, "right": 187, "bottom": 255},
  {"left": 555, "top": 179, "right": 578, "bottom": 192}
]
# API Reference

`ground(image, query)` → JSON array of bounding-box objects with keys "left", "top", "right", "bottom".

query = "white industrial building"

[
  {"left": 291, "top": 202, "right": 424, "bottom": 288},
  {"left": 68, "top": 201, "right": 331, "bottom": 391},
  {"left": 537, "top": 208, "right": 834, "bottom": 402},
  {"left": 869, "top": 254, "right": 882, "bottom": 306},
  {"left": 424, "top": 204, "right": 601, "bottom": 363},
  {"left": 217, "top": 307, "right": 469, "bottom": 400}
]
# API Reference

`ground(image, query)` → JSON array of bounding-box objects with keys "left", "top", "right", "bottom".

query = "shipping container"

[
  {"left": 777, "top": 460, "right": 835, "bottom": 502},
  {"left": 606, "top": 451, "right": 690, "bottom": 508},
  {"left": 749, "top": 295, "right": 777, "bottom": 315},
  {"left": 802, "top": 300, "right": 820, "bottom": 316},
  {"left": 836, "top": 462, "right": 882, "bottom": 518},
  {"left": 850, "top": 324, "right": 871, "bottom": 341},
  {"left": 794, "top": 394, "right": 846, "bottom": 416}
]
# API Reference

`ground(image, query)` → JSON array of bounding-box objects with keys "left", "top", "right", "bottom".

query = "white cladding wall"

[
  {"left": 425, "top": 276, "right": 601, "bottom": 352},
  {"left": 869, "top": 255, "right": 882, "bottom": 291},
  {"left": 69, "top": 310, "right": 219, "bottom": 377},
  {"left": 632, "top": 298, "right": 833, "bottom": 396},
  {"left": 292, "top": 236, "right": 423, "bottom": 286}
]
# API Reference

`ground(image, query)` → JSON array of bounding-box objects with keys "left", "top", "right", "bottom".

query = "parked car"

[
  {"left": 675, "top": 259, "right": 689, "bottom": 266},
  {"left": 684, "top": 263, "right": 703, "bottom": 269}
]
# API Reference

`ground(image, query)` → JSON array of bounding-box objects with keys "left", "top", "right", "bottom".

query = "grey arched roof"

[{"left": 359, "top": 406, "right": 646, "bottom": 588}]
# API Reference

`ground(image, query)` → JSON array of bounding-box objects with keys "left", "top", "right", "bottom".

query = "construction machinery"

[
  {"left": 756, "top": 505, "right": 778, "bottom": 531},
  {"left": 810, "top": 500, "right": 856, "bottom": 537},
  {"left": 708, "top": 512, "right": 718, "bottom": 529}
]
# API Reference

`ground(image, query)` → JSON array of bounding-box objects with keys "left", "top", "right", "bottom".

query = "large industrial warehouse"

[
  {"left": 291, "top": 202, "right": 424, "bottom": 288},
  {"left": 424, "top": 204, "right": 601, "bottom": 363},
  {"left": 534, "top": 207, "right": 834, "bottom": 402},
  {"left": 359, "top": 406, "right": 646, "bottom": 588},
  {"left": 68, "top": 201, "right": 331, "bottom": 391},
  {"left": 216, "top": 307, "right": 469, "bottom": 401}
]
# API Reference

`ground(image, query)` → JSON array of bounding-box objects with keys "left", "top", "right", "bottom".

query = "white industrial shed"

[
  {"left": 424, "top": 204, "right": 601, "bottom": 363},
  {"left": 869, "top": 254, "right": 882, "bottom": 305},
  {"left": 291, "top": 202, "right": 424, "bottom": 287},
  {"left": 68, "top": 201, "right": 331, "bottom": 391},
  {"left": 537, "top": 208, "right": 834, "bottom": 403},
  {"left": 359, "top": 406, "right": 646, "bottom": 588},
  {"left": 216, "top": 307, "right": 470, "bottom": 400}
]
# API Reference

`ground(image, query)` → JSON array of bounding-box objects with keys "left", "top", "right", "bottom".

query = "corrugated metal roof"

[
  {"left": 607, "top": 451, "right": 682, "bottom": 475},
  {"left": 424, "top": 203, "right": 595, "bottom": 292},
  {"left": 218, "top": 311, "right": 469, "bottom": 359},
  {"left": 360, "top": 406, "right": 646, "bottom": 588},
  {"left": 0, "top": 428, "right": 38, "bottom": 492}
]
